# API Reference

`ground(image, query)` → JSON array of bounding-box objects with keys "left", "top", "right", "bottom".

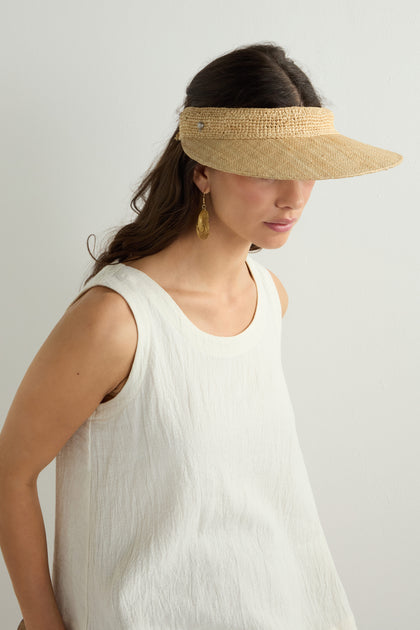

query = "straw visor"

[{"left": 177, "top": 106, "right": 403, "bottom": 180}]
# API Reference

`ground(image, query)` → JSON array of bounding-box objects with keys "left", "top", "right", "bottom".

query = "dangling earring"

[{"left": 196, "top": 191, "right": 210, "bottom": 240}]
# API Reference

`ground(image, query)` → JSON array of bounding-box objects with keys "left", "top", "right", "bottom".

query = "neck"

[{"left": 145, "top": 225, "right": 253, "bottom": 298}]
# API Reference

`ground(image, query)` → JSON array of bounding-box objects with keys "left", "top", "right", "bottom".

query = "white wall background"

[{"left": 1, "top": 0, "right": 418, "bottom": 628}]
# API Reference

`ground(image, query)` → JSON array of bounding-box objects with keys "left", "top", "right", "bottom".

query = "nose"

[{"left": 274, "top": 179, "right": 307, "bottom": 211}]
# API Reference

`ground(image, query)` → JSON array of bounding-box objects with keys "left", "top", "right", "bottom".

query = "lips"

[{"left": 266, "top": 218, "right": 296, "bottom": 225}]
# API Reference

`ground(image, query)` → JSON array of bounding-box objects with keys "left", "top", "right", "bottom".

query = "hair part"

[{"left": 84, "top": 41, "right": 325, "bottom": 284}]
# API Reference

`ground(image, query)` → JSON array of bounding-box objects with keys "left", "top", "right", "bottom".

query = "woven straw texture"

[
  {"left": 179, "top": 106, "right": 337, "bottom": 138},
  {"left": 177, "top": 106, "right": 403, "bottom": 180}
]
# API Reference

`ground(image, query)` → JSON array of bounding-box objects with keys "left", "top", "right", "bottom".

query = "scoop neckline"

[{"left": 118, "top": 254, "right": 265, "bottom": 354}]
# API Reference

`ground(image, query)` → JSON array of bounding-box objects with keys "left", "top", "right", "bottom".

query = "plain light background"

[{"left": 1, "top": 0, "right": 418, "bottom": 628}]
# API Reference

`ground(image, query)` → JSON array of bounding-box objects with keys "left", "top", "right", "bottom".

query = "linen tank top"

[{"left": 52, "top": 253, "right": 358, "bottom": 630}]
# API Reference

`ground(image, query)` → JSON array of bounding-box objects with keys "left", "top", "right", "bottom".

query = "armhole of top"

[
  {"left": 258, "top": 263, "right": 284, "bottom": 319},
  {"left": 68, "top": 273, "right": 149, "bottom": 420}
]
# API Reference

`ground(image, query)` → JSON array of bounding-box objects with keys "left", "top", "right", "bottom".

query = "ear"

[{"left": 192, "top": 164, "right": 211, "bottom": 193}]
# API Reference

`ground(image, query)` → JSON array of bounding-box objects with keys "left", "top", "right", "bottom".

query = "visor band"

[{"left": 178, "top": 106, "right": 337, "bottom": 139}]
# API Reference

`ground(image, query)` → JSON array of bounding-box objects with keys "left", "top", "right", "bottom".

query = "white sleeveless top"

[{"left": 52, "top": 254, "right": 358, "bottom": 630}]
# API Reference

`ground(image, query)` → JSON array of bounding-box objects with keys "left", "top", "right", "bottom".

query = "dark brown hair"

[{"left": 83, "top": 42, "right": 325, "bottom": 284}]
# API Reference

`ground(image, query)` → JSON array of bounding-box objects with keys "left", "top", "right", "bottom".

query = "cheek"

[
  {"left": 305, "top": 181, "right": 316, "bottom": 199},
  {"left": 235, "top": 182, "right": 267, "bottom": 207},
  {"left": 221, "top": 184, "right": 265, "bottom": 218}
]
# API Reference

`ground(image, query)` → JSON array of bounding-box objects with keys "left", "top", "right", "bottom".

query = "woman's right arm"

[{"left": 0, "top": 286, "right": 138, "bottom": 630}]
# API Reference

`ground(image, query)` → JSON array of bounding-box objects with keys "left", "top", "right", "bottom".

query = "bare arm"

[{"left": 0, "top": 286, "right": 138, "bottom": 630}]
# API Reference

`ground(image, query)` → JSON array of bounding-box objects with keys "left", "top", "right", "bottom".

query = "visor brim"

[{"left": 180, "top": 133, "right": 403, "bottom": 180}]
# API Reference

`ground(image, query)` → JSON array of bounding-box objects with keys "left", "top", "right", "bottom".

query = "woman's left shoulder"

[{"left": 266, "top": 268, "right": 288, "bottom": 317}]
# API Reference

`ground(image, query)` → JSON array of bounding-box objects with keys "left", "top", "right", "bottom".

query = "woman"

[{"left": 0, "top": 42, "right": 402, "bottom": 630}]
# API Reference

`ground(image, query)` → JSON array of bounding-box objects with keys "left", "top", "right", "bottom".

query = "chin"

[
  {"left": 266, "top": 241, "right": 290, "bottom": 250},
  {"left": 257, "top": 233, "right": 292, "bottom": 249}
]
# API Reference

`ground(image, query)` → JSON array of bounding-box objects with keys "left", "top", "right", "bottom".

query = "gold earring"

[{"left": 196, "top": 192, "right": 209, "bottom": 240}]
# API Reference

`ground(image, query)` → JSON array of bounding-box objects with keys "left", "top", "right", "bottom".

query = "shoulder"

[
  {"left": 267, "top": 269, "right": 289, "bottom": 317},
  {"left": 65, "top": 285, "right": 138, "bottom": 361}
]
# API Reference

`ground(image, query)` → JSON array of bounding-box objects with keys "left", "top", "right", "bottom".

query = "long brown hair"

[{"left": 83, "top": 42, "right": 325, "bottom": 284}]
